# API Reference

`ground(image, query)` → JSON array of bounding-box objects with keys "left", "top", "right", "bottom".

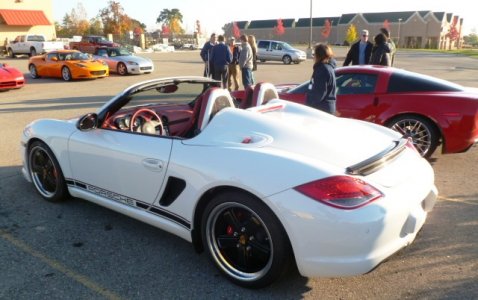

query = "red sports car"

[
  {"left": 0, "top": 63, "right": 25, "bottom": 91},
  {"left": 232, "top": 66, "right": 478, "bottom": 157}
]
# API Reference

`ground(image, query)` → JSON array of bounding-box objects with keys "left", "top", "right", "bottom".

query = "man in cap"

[
  {"left": 227, "top": 37, "right": 241, "bottom": 91},
  {"left": 343, "top": 29, "right": 373, "bottom": 66}
]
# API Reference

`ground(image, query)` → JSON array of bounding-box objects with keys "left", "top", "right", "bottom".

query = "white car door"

[{"left": 67, "top": 129, "right": 172, "bottom": 205}]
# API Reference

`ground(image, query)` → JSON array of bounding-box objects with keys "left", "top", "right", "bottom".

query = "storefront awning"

[{"left": 0, "top": 9, "right": 51, "bottom": 26}]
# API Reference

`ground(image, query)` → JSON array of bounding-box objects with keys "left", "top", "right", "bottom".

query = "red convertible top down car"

[
  {"left": 232, "top": 66, "right": 478, "bottom": 157},
  {"left": 0, "top": 63, "right": 25, "bottom": 91}
]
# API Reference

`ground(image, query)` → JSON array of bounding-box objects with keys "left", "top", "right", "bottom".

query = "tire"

[
  {"left": 117, "top": 62, "right": 128, "bottom": 75},
  {"left": 282, "top": 55, "right": 292, "bottom": 64},
  {"left": 29, "top": 64, "right": 40, "bottom": 79},
  {"left": 201, "top": 192, "right": 292, "bottom": 288},
  {"left": 62, "top": 66, "right": 72, "bottom": 81},
  {"left": 260, "top": 59, "right": 266, "bottom": 63},
  {"left": 30, "top": 47, "right": 37, "bottom": 57},
  {"left": 28, "top": 141, "right": 68, "bottom": 202},
  {"left": 386, "top": 115, "right": 439, "bottom": 158},
  {"left": 8, "top": 48, "right": 14, "bottom": 58}
]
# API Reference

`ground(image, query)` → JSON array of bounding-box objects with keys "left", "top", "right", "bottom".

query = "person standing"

[
  {"left": 200, "top": 33, "right": 217, "bottom": 78},
  {"left": 306, "top": 44, "right": 337, "bottom": 115},
  {"left": 380, "top": 28, "right": 396, "bottom": 66},
  {"left": 343, "top": 29, "right": 373, "bottom": 66},
  {"left": 370, "top": 33, "right": 391, "bottom": 66},
  {"left": 247, "top": 35, "right": 258, "bottom": 81},
  {"left": 227, "top": 37, "right": 241, "bottom": 91},
  {"left": 210, "top": 35, "right": 232, "bottom": 89},
  {"left": 238, "top": 35, "right": 253, "bottom": 90}
]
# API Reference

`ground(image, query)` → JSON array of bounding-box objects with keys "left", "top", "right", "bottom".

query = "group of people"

[
  {"left": 343, "top": 28, "right": 396, "bottom": 67},
  {"left": 200, "top": 33, "right": 258, "bottom": 91},
  {"left": 305, "top": 27, "right": 396, "bottom": 116},
  {"left": 199, "top": 28, "right": 395, "bottom": 117}
]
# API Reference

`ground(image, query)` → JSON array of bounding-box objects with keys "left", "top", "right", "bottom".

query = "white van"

[{"left": 256, "top": 40, "right": 307, "bottom": 64}]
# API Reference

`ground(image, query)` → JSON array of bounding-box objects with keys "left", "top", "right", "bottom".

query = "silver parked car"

[
  {"left": 257, "top": 40, "right": 307, "bottom": 64},
  {"left": 93, "top": 47, "right": 154, "bottom": 75}
]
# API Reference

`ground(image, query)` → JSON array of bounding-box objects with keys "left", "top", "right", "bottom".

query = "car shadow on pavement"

[{"left": 0, "top": 165, "right": 311, "bottom": 298}]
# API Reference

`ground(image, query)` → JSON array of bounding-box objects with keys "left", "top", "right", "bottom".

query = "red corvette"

[
  {"left": 0, "top": 63, "right": 25, "bottom": 91},
  {"left": 232, "top": 66, "right": 478, "bottom": 157}
]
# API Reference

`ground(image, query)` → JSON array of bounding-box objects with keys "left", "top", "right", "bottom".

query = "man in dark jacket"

[
  {"left": 343, "top": 29, "right": 373, "bottom": 66},
  {"left": 210, "top": 35, "right": 232, "bottom": 88},
  {"left": 200, "top": 33, "right": 217, "bottom": 77}
]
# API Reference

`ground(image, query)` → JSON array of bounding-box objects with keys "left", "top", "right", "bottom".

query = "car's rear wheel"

[
  {"left": 260, "top": 59, "right": 266, "bottom": 63},
  {"left": 387, "top": 115, "right": 439, "bottom": 157},
  {"left": 30, "top": 47, "right": 37, "bottom": 57},
  {"left": 201, "top": 192, "right": 292, "bottom": 288},
  {"left": 282, "top": 55, "right": 292, "bottom": 64},
  {"left": 29, "top": 64, "right": 40, "bottom": 79},
  {"left": 28, "top": 141, "right": 68, "bottom": 202},
  {"left": 8, "top": 48, "right": 14, "bottom": 58},
  {"left": 62, "top": 66, "right": 72, "bottom": 81},
  {"left": 117, "top": 62, "right": 128, "bottom": 75}
]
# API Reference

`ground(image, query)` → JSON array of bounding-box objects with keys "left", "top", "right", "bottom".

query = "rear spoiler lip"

[{"left": 346, "top": 138, "right": 408, "bottom": 176}]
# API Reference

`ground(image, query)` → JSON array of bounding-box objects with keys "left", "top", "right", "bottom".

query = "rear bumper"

[{"left": 267, "top": 184, "right": 437, "bottom": 278}]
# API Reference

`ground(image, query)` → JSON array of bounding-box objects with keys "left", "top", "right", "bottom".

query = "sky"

[{"left": 51, "top": 0, "right": 477, "bottom": 35}]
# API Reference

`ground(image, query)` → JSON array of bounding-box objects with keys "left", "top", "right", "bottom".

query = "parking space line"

[
  {"left": 0, "top": 229, "right": 123, "bottom": 300},
  {"left": 438, "top": 196, "right": 478, "bottom": 206}
]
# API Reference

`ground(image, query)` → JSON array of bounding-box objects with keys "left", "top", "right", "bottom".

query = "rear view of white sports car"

[{"left": 21, "top": 77, "right": 437, "bottom": 288}]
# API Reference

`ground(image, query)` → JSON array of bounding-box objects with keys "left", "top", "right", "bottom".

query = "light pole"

[
  {"left": 397, "top": 18, "right": 402, "bottom": 48},
  {"left": 307, "top": 0, "right": 313, "bottom": 58}
]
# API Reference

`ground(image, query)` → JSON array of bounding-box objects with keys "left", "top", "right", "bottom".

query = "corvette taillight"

[{"left": 294, "top": 176, "right": 383, "bottom": 209}]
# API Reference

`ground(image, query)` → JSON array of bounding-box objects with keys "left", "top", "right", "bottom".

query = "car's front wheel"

[
  {"left": 28, "top": 141, "right": 68, "bottom": 202},
  {"left": 282, "top": 55, "right": 292, "bottom": 64},
  {"left": 201, "top": 192, "right": 292, "bottom": 288},
  {"left": 62, "top": 66, "right": 72, "bottom": 81},
  {"left": 30, "top": 47, "right": 37, "bottom": 57},
  {"left": 117, "top": 62, "right": 128, "bottom": 75},
  {"left": 387, "top": 115, "right": 439, "bottom": 158},
  {"left": 29, "top": 64, "right": 40, "bottom": 79}
]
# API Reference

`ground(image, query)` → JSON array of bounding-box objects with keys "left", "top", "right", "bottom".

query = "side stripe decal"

[{"left": 66, "top": 179, "right": 191, "bottom": 229}]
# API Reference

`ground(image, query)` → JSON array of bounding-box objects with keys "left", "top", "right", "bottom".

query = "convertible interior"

[{"left": 101, "top": 83, "right": 236, "bottom": 138}]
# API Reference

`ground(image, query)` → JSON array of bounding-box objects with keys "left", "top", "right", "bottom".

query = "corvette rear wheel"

[
  {"left": 28, "top": 141, "right": 68, "bottom": 202},
  {"left": 62, "top": 66, "right": 72, "bottom": 81},
  {"left": 202, "top": 192, "right": 292, "bottom": 288},
  {"left": 117, "top": 62, "right": 128, "bottom": 75},
  {"left": 387, "top": 115, "right": 439, "bottom": 158}
]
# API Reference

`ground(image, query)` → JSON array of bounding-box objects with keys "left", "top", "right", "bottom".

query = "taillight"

[{"left": 294, "top": 176, "right": 383, "bottom": 209}]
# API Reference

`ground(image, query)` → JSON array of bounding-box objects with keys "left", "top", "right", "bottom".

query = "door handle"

[{"left": 142, "top": 158, "right": 164, "bottom": 172}]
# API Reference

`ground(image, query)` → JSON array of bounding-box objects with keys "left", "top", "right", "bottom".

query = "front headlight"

[
  {"left": 16, "top": 76, "right": 24, "bottom": 81},
  {"left": 75, "top": 63, "right": 86, "bottom": 68},
  {"left": 101, "top": 60, "right": 108, "bottom": 66},
  {"left": 127, "top": 61, "right": 139, "bottom": 66}
]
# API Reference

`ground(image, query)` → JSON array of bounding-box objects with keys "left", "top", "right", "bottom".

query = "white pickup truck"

[{"left": 6, "top": 34, "right": 65, "bottom": 57}]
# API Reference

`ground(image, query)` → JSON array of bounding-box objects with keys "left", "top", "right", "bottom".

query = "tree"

[
  {"left": 274, "top": 19, "right": 285, "bottom": 36},
  {"left": 446, "top": 16, "right": 460, "bottom": 49},
  {"left": 321, "top": 19, "right": 331, "bottom": 39},
  {"left": 156, "top": 9, "right": 184, "bottom": 35},
  {"left": 232, "top": 22, "right": 241, "bottom": 38},
  {"left": 99, "top": 1, "right": 132, "bottom": 34},
  {"left": 345, "top": 24, "right": 358, "bottom": 46},
  {"left": 383, "top": 19, "right": 390, "bottom": 31}
]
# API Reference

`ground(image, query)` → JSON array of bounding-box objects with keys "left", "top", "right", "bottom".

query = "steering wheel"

[{"left": 130, "top": 108, "right": 164, "bottom": 135}]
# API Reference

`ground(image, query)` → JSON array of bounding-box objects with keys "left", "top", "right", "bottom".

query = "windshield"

[
  {"left": 281, "top": 42, "right": 294, "bottom": 50},
  {"left": 59, "top": 52, "right": 92, "bottom": 61},
  {"left": 110, "top": 48, "right": 131, "bottom": 56}
]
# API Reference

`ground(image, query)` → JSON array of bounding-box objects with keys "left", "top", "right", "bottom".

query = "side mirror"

[
  {"left": 51, "top": 56, "right": 58, "bottom": 61},
  {"left": 77, "top": 113, "right": 98, "bottom": 131}
]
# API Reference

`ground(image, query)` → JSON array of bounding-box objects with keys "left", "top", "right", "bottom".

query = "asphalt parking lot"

[{"left": 1, "top": 48, "right": 477, "bottom": 299}]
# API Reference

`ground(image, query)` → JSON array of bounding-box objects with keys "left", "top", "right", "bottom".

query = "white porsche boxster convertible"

[{"left": 21, "top": 76, "right": 437, "bottom": 288}]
